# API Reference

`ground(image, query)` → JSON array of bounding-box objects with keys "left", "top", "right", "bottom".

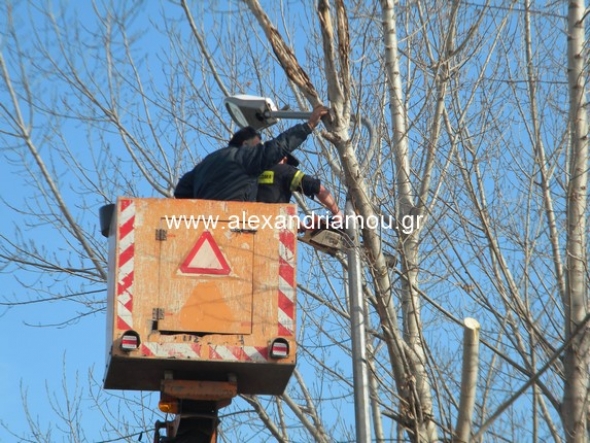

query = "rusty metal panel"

[
  {"left": 161, "top": 379, "right": 237, "bottom": 402},
  {"left": 103, "top": 198, "right": 298, "bottom": 395}
]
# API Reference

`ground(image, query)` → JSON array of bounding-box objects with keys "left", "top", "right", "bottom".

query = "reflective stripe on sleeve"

[{"left": 289, "top": 170, "right": 305, "bottom": 192}]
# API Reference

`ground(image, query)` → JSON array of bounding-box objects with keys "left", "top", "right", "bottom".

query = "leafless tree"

[{"left": 1, "top": 1, "right": 588, "bottom": 442}]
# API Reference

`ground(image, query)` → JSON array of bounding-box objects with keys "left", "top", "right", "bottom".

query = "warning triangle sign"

[{"left": 179, "top": 231, "right": 231, "bottom": 275}]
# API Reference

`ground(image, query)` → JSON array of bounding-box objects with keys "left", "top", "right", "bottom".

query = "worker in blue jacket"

[{"left": 174, "top": 106, "right": 329, "bottom": 201}]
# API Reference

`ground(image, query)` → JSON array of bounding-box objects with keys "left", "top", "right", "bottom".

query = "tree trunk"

[{"left": 562, "top": 1, "right": 589, "bottom": 442}]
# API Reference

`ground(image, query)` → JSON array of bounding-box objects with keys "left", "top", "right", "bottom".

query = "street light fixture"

[
  {"left": 224, "top": 94, "right": 315, "bottom": 130},
  {"left": 224, "top": 95, "right": 279, "bottom": 130}
]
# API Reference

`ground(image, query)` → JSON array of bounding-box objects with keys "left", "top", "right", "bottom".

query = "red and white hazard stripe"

[
  {"left": 208, "top": 344, "right": 269, "bottom": 362},
  {"left": 116, "top": 199, "right": 135, "bottom": 330},
  {"left": 277, "top": 206, "right": 296, "bottom": 336},
  {"left": 141, "top": 342, "right": 269, "bottom": 362}
]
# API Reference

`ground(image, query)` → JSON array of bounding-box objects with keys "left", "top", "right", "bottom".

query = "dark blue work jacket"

[{"left": 175, "top": 123, "right": 312, "bottom": 202}]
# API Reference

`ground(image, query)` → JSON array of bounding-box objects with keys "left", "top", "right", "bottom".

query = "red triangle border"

[{"left": 179, "top": 231, "right": 231, "bottom": 275}]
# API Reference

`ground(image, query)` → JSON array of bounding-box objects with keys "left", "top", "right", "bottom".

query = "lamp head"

[{"left": 224, "top": 95, "right": 279, "bottom": 130}]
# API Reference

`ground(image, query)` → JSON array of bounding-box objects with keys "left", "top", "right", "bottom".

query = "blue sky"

[
  {"left": 0, "top": 298, "right": 105, "bottom": 439},
  {"left": 0, "top": 2, "right": 167, "bottom": 440},
  {"left": 0, "top": 155, "right": 121, "bottom": 439}
]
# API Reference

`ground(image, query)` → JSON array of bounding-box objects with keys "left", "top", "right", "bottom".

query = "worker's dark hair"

[{"left": 228, "top": 126, "right": 261, "bottom": 147}]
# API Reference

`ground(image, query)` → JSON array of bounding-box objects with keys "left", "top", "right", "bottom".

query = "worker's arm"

[
  {"left": 239, "top": 123, "right": 311, "bottom": 175},
  {"left": 239, "top": 106, "right": 329, "bottom": 175},
  {"left": 289, "top": 171, "right": 343, "bottom": 222},
  {"left": 315, "top": 185, "right": 344, "bottom": 222}
]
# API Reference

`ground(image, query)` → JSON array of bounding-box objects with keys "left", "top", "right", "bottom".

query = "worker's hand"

[
  {"left": 330, "top": 211, "right": 345, "bottom": 228},
  {"left": 307, "top": 105, "right": 329, "bottom": 130}
]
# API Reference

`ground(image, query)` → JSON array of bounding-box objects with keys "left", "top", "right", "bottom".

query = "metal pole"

[
  {"left": 345, "top": 199, "right": 371, "bottom": 443},
  {"left": 265, "top": 110, "right": 313, "bottom": 120}
]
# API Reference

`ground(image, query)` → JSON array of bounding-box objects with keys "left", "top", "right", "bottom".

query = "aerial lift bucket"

[{"left": 101, "top": 198, "right": 300, "bottom": 443}]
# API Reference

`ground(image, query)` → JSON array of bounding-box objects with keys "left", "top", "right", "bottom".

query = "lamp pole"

[{"left": 345, "top": 199, "right": 372, "bottom": 443}]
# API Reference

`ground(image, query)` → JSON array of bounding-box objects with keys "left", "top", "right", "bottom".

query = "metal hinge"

[
  {"left": 230, "top": 228, "right": 257, "bottom": 233},
  {"left": 152, "top": 308, "right": 165, "bottom": 320}
]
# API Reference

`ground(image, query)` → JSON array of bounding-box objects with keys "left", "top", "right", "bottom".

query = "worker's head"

[
  {"left": 284, "top": 153, "right": 299, "bottom": 167},
  {"left": 229, "top": 126, "right": 261, "bottom": 148}
]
